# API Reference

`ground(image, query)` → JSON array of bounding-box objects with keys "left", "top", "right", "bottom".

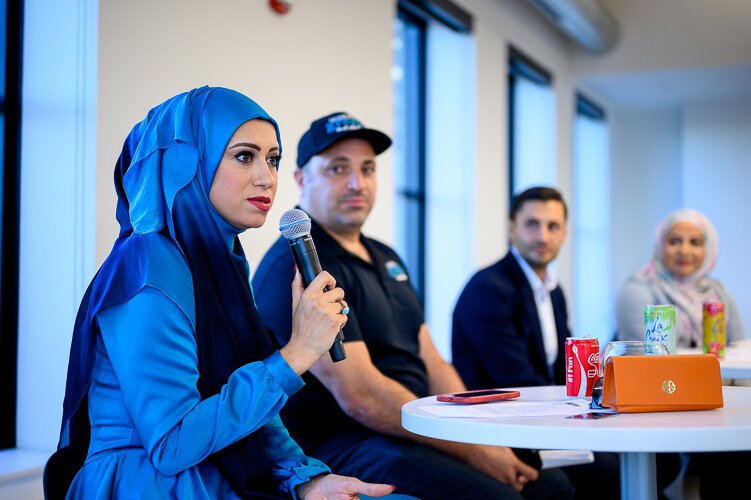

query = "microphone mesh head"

[{"left": 279, "top": 209, "right": 312, "bottom": 240}]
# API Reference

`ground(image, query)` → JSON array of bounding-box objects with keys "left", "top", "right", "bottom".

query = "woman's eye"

[
  {"left": 235, "top": 151, "right": 254, "bottom": 164},
  {"left": 267, "top": 155, "right": 280, "bottom": 170}
]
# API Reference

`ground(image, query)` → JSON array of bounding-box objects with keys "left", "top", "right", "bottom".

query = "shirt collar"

[{"left": 510, "top": 245, "right": 558, "bottom": 294}]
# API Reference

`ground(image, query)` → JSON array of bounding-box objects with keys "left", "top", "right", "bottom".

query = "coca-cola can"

[{"left": 565, "top": 337, "right": 600, "bottom": 398}]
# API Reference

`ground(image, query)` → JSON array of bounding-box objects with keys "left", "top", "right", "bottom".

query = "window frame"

[
  {"left": 394, "top": 6, "right": 428, "bottom": 299},
  {"left": 394, "top": 0, "right": 473, "bottom": 300},
  {"left": 1, "top": 0, "right": 24, "bottom": 451},
  {"left": 507, "top": 44, "right": 553, "bottom": 202}
]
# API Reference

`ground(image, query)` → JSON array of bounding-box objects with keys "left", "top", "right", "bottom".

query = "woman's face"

[
  {"left": 209, "top": 119, "right": 280, "bottom": 229},
  {"left": 662, "top": 221, "right": 706, "bottom": 277}
]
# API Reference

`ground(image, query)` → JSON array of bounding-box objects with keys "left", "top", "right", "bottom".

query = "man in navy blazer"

[
  {"left": 452, "top": 187, "right": 570, "bottom": 390},
  {"left": 452, "top": 187, "right": 624, "bottom": 500}
]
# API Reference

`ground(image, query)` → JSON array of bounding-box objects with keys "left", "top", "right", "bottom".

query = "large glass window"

[
  {"left": 1, "top": 0, "right": 22, "bottom": 450},
  {"left": 573, "top": 93, "right": 611, "bottom": 346},
  {"left": 393, "top": 0, "right": 473, "bottom": 359},
  {"left": 508, "top": 46, "right": 555, "bottom": 197}
]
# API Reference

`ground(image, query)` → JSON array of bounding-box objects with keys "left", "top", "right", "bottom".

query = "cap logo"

[{"left": 325, "top": 114, "right": 364, "bottom": 135}]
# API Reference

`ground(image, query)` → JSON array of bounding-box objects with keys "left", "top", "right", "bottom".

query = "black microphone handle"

[{"left": 288, "top": 235, "right": 347, "bottom": 362}]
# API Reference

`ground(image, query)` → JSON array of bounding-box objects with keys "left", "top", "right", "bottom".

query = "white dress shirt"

[{"left": 511, "top": 246, "right": 559, "bottom": 371}]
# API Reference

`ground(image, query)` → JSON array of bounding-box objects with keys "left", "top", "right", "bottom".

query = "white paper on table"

[
  {"left": 419, "top": 398, "right": 597, "bottom": 418},
  {"left": 539, "top": 450, "right": 595, "bottom": 469}
]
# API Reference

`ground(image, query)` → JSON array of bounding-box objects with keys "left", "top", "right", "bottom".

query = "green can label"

[{"left": 644, "top": 304, "right": 676, "bottom": 354}]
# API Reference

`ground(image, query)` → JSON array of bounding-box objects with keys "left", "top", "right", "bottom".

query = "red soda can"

[{"left": 565, "top": 337, "right": 600, "bottom": 398}]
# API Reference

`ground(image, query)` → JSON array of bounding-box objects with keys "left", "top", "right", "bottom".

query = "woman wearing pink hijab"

[{"left": 616, "top": 208, "right": 745, "bottom": 347}]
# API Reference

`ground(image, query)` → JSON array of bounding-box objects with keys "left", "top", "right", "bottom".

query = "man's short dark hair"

[{"left": 510, "top": 186, "right": 568, "bottom": 221}]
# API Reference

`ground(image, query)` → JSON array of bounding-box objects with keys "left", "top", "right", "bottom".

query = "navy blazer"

[{"left": 452, "top": 252, "right": 570, "bottom": 389}]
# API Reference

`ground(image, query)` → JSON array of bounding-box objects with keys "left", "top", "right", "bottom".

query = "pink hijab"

[{"left": 637, "top": 209, "right": 721, "bottom": 346}]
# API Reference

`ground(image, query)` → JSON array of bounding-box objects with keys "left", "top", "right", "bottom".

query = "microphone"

[{"left": 279, "top": 209, "right": 346, "bottom": 362}]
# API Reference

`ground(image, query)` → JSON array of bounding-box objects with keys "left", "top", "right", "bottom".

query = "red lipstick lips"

[{"left": 248, "top": 196, "right": 271, "bottom": 212}]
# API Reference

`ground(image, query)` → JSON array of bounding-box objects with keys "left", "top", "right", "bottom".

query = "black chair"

[
  {"left": 43, "top": 398, "right": 89, "bottom": 500},
  {"left": 42, "top": 446, "right": 85, "bottom": 500}
]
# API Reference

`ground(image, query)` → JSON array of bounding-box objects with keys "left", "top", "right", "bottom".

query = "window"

[
  {"left": 15, "top": 0, "right": 96, "bottom": 451},
  {"left": 572, "top": 93, "right": 611, "bottom": 346},
  {"left": 393, "top": 0, "right": 473, "bottom": 359},
  {"left": 392, "top": 8, "right": 426, "bottom": 299},
  {"left": 1, "top": 0, "right": 22, "bottom": 450},
  {"left": 508, "top": 46, "right": 555, "bottom": 198}
]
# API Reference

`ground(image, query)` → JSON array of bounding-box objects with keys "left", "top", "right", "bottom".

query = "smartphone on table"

[{"left": 436, "top": 388, "right": 521, "bottom": 404}]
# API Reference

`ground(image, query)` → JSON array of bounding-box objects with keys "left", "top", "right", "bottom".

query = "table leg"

[{"left": 620, "top": 451, "right": 657, "bottom": 500}]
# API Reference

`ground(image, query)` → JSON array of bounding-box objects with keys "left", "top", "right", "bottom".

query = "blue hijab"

[{"left": 60, "top": 87, "right": 284, "bottom": 497}]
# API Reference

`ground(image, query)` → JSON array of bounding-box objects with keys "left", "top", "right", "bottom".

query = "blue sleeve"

[
  {"left": 452, "top": 275, "right": 550, "bottom": 388},
  {"left": 96, "top": 286, "right": 328, "bottom": 481},
  {"left": 262, "top": 412, "right": 329, "bottom": 497}
]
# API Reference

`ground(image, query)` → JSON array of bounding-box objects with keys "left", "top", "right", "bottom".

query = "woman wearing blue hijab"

[{"left": 57, "top": 87, "right": 396, "bottom": 499}]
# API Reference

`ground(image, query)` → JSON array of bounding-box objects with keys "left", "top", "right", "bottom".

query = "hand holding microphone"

[{"left": 280, "top": 209, "right": 347, "bottom": 365}]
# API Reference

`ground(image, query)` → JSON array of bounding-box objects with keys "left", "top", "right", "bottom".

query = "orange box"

[{"left": 602, "top": 354, "right": 723, "bottom": 413}]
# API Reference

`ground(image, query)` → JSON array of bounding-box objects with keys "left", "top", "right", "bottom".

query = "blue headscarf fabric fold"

[{"left": 60, "top": 86, "right": 285, "bottom": 497}]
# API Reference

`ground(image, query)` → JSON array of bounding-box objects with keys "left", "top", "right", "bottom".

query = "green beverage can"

[{"left": 644, "top": 305, "right": 676, "bottom": 354}]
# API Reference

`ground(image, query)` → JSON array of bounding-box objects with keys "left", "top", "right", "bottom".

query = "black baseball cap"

[{"left": 296, "top": 112, "right": 392, "bottom": 168}]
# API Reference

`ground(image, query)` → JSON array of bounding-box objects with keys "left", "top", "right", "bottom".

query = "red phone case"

[{"left": 436, "top": 389, "right": 521, "bottom": 404}]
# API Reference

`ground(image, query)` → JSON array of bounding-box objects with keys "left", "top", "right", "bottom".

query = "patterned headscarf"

[
  {"left": 637, "top": 209, "right": 721, "bottom": 346},
  {"left": 60, "top": 87, "right": 284, "bottom": 496}
]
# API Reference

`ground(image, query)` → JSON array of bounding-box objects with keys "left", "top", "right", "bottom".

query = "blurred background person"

[
  {"left": 616, "top": 208, "right": 745, "bottom": 347},
  {"left": 452, "top": 186, "right": 623, "bottom": 499},
  {"left": 616, "top": 207, "right": 749, "bottom": 499}
]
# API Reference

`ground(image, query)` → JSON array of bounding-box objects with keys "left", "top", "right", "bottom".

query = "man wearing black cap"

[{"left": 253, "top": 112, "right": 573, "bottom": 500}]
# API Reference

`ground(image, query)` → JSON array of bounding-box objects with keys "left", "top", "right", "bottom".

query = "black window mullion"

[
  {"left": 396, "top": 7, "right": 427, "bottom": 301},
  {"left": 1, "top": 0, "right": 23, "bottom": 451}
]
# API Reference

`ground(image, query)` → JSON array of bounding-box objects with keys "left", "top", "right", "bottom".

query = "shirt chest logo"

[{"left": 385, "top": 260, "right": 408, "bottom": 282}]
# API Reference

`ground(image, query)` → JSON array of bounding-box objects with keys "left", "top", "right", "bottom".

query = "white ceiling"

[
  {"left": 566, "top": 0, "right": 751, "bottom": 109},
  {"left": 580, "top": 64, "right": 751, "bottom": 109}
]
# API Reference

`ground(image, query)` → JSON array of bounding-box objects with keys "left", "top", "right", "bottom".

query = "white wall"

[
  {"left": 12, "top": 4, "right": 751, "bottom": 499},
  {"left": 607, "top": 99, "right": 751, "bottom": 338},
  {"left": 683, "top": 98, "right": 751, "bottom": 335},
  {"left": 609, "top": 107, "right": 684, "bottom": 296},
  {"left": 96, "top": 0, "right": 396, "bottom": 272},
  {"left": 97, "top": 0, "right": 583, "bottom": 359},
  {"left": 572, "top": 0, "right": 751, "bottom": 339},
  {"left": 460, "top": 0, "right": 576, "bottom": 293}
]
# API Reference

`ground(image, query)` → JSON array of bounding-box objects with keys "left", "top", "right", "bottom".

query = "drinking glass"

[
  {"left": 600, "top": 340, "right": 670, "bottom": 374},
  {"left": 590, "top": 340, "right": 669, "bottom": 409}
]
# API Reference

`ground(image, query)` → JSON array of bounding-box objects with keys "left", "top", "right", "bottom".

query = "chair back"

[{"left": 42, "top": 446, "right": 85, "bottom": 500}]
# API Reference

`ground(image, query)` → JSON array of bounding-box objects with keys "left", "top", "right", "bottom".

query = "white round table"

[
  {"left": 401, "top": 386, "right": 751, "bottom": 500},
  {"left": 679, "top": 339, "right": 751, "bottom": 380}
]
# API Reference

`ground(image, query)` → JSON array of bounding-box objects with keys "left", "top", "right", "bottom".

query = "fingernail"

[{"left": 342, "top": 306, "right": 350, "bottom": 315}]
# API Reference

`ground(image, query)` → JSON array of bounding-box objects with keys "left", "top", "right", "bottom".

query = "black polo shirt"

[{"left": 252, "top": 217, "right": 427, "bottom": 450}]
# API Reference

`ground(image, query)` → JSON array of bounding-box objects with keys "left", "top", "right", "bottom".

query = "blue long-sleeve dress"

[{"left": 66, "top": 268, "right": 329, "bottom": 499}]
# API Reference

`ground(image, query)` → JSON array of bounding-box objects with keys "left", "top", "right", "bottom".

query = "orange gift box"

[{"left": 602, "top": 354, "right": 723, "bottom": 413}]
